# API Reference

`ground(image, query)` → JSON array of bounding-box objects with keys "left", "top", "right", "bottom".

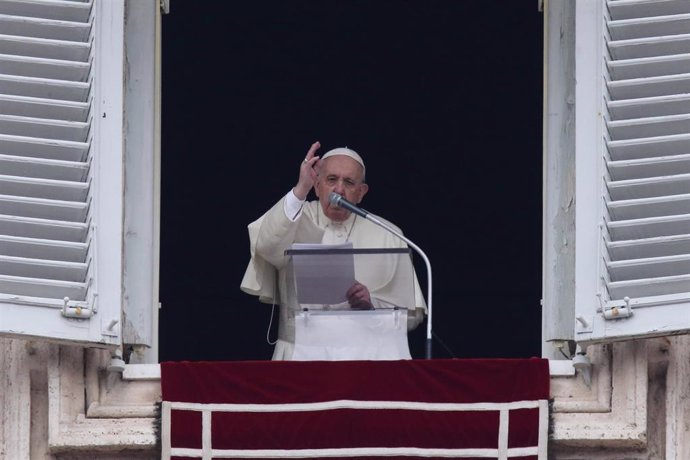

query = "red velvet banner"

[{"left": 161, "top": 358, "right": 549, "bottom": 459}]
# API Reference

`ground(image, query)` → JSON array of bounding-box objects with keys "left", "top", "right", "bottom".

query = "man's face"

[{"left": 314, "top": 156, "right": 369, "bottom": 222}]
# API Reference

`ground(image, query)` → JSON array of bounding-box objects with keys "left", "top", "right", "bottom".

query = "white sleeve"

[{"left": 283, "top": 189, "right": 306, "bottom": 221}]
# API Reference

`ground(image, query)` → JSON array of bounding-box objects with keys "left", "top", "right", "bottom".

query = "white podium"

[
  {"left": 293, "top": 309, "right": 411, "bottom": 360},
  {"left": 285, "top": 246, "right": 417, "bottom": 361}
]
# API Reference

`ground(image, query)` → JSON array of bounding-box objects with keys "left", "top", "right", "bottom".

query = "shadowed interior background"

[{"left": 159, "top": 1, "right": 544, "bottom": 361}]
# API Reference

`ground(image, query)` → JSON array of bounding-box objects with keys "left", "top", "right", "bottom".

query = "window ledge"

[
  {"left": 123, "top": 360, "right": 576, "bottom": 382},
  {"left": 123, "top": 363, "right": 161, "bottom": 381},
  {"left": 549, "top": 359, "right": 575, "bottom": 377}
]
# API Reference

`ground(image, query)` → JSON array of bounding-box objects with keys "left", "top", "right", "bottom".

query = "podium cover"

[{"left": 293, "top": 309, "right": 411, "bottom": 360}]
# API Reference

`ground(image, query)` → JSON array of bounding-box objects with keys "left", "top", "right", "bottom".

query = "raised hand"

[{"left": 293, "top": 141, "right": 321, "bottom": 200}]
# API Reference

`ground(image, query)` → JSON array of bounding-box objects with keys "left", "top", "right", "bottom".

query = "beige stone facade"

[{"left": 2, "top": 336, "right": 690, "bottom": 458}]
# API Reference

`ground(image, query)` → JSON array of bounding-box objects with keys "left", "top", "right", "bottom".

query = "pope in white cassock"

[{"left": 241, "top": 141, "right": 427, "bottom": 360}]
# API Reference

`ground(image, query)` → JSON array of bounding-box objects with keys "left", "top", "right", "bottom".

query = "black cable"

[{"left": 432, "top": 330, "right": 457, "bottom": 359}]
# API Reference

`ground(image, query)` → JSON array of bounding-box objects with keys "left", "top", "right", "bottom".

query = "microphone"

[
  {"left": 328, "top": 192, "right": 434, "bottom": 359},
  {"left": 328, "top": 192, "right": 368, "bottom": 218}
]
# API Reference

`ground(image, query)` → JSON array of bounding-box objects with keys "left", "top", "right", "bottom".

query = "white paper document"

[{"left": 290, "top": 242, "right": 356, "bottom": 306}]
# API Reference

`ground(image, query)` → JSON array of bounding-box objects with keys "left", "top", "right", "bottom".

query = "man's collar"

[{"left": 317, "top": 204, "right": 356, "bottom": 229}]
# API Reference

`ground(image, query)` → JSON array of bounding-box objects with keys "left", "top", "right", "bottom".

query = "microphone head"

[{"left": 328, "top": 192, "right": 342, "bottom": 205}]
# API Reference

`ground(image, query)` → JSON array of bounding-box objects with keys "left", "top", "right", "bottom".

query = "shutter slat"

[
  {"left": 0, "top": 134, "right": 88, "bottom": 162},
  {"left": 608, "top": 233, "right": 690, "bottom": 259},
  {"left": 0, "top": 13, "right": 91, "bottom": 42},
  {"left": 0, "top": 214, "right": 87, "bottom": 242},
  {"left": 608, "top": 233, "right": 690, "bottom": 261},
  {"left": 608, "top": 0, "right": 690, "bottom": 21},
  {"left": 0, "top": 74, "right": 89, "bottom": 101},
  {"left": 0, "top": 175, "right": 88, "bottom": 202},
  {"left": 608, "top": 34, "right": 690, "bottom": 60},
  {"left": 0, "top": 273, "right": 86, "bottom": 300},
  {"left": 608, "top": 214, "right": 690, "bottom": 240},
  {"left": 607, "top": 132, "right": 690, "bottom": 160},
  {"left": 608, "top": 153, "right": 690, "bottom": 180},
  {"left": 0, "top": 0, "right": 92, "bottom": 23},
  {"left": 0, "top": 154, "right": 88, "bottom": 181},
  {"left": 607, "top": 274, "right": 690, "bottom": 299},
  {"left": 607, "top": 253, "right": 690, "bottom": 281},
  {"left": 0, "top": 194, "right": 88, "bottom": 222},
  {"left": 608, "top": 173, "right": 690, "bottom": 200},
  {"left": 0, "top": 94, "right": 88, "bottom": 121},
  {"left": 0, "top": 34, "right": 90, "bottom": 61},
  {"left": 0, "top": 53, "right": 90, "bottom": 81},
  {"left": 607, "top": 73, "right": 690, "bottom": 99},
  {"left": 0, "top": 234, "right": 87, "bottom": 262},
  {"left": 608, "top": 53, "right": 690, "bottom": 80},
  {"left": 0, "top": 114, "right": 89, "bottom": 142},
  {"left": 608, "top": 13, "right": 690, "bottom": 40},
  {"left": 607, "top": 113, "right": 690, "bottom": 139},
  {"left": 0, "top": 254, "right": 87, "bottom": 282},
  {"left": 607, "top": 93, "right": 690, "bottom": 119},
  {"left": 607, "top": 193, "right": 690, "bottom": 220}
]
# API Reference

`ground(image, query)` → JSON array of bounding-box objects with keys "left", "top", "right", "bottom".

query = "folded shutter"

[
  {"left": 0, "top": 0, "right": 124, "bottom": 346},
  {"left": 575, "top": 0, "right": 690, "bottom": 344}
]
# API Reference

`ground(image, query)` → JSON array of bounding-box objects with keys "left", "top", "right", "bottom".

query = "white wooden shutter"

[
  {"left": 0, "top": 0, "right": 124, "bottom": 346},
  {"left": 575, "top": 0, "right": 690, "bottom": 344}
]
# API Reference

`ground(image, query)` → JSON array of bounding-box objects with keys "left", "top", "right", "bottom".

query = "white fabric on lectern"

[{"left": 293, "top": 310, "right": 411, "bottom": 361}]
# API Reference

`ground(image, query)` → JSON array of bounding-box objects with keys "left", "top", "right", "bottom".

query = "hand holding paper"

[{"left": 346, "top": 281, "right": 373, "bottom": 310}]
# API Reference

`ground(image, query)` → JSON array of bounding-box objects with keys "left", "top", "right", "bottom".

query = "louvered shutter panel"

[
  {"left": 575, "top": 0, "right": 690, "bottom": 344},
  {"left": 0, "top": 0, "right": 124, "bottom": 346}
]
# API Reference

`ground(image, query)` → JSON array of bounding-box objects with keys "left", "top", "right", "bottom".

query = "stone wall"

[{"left": 2, "top": 335, "right": 689, "bottom": 459}]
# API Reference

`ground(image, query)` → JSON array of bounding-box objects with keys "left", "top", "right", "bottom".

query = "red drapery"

[{"left": 161, "top": 358, "right": 549, "bottom": 459}]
